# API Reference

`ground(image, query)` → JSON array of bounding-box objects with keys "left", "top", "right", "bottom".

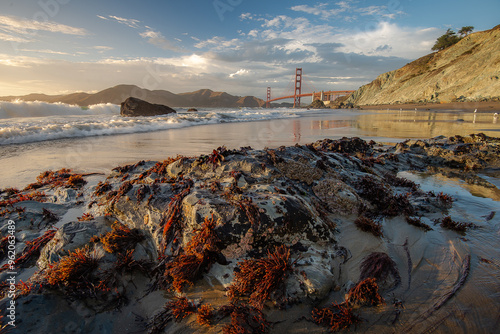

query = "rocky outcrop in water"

[
  {"left": 346, "top": 25, "right": 500, "bottom": 106},
  {"left": 1, "top": 134, "right": 499, "bottom": 333},
  {"left": 120, "top": 97, "right": 176, "bottom": 117}
]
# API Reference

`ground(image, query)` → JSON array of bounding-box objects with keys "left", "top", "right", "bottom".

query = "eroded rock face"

[
  {"left": 120, "top": 97, "right": 176, "bottom": 117},
  {"left": 345, "top": 26, "right": 500, "bottom": 105}
]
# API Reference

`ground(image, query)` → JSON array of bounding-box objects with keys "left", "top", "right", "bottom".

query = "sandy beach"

[{"left": 358, "top": 100, "right": 500, "bottom": 112}]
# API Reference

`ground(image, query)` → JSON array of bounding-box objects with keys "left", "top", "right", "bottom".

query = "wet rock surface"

[
  {"left": 120, "top": 97, "right": 176, "bottom": 117},
  {"left": 1, "top": 134, "right": 499, "bottom": 333}
]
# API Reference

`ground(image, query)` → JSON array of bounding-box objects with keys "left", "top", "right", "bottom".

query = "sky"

[{"left": 0, "top": 0, "right": 498, "bottom": 100}]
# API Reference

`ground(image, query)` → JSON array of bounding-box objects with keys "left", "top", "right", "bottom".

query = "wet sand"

[
  {"left": 1, "top": 109, "right": 500, "bottom": 189},
  {"left": 359, "top": 100, "right": 500, "bottom": 112}
]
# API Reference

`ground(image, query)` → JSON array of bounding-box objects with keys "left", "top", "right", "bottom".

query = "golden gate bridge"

[{"left": 266, "top": 68, "right": 355, "bottom": 108}]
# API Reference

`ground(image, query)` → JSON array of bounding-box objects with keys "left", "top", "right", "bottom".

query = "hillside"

[
  {"left": 346, "top": 25, "right": 500, "bottom": 106},
  {"left": 0, "top": 85, "right": 266, "bottom": 108}
]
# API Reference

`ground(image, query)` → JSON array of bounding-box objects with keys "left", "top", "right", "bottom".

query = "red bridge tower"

[{"left": 293, "top": 68, "right": 302, "bottom": 108}]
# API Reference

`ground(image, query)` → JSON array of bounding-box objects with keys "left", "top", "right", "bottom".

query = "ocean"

[{"left": 1, "top": 100, "right": 500, "bottom": 188}]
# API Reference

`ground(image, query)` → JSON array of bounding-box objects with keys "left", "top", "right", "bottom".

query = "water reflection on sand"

[{"left": 1, "top": 109, "right": 499, "bottom": 188}]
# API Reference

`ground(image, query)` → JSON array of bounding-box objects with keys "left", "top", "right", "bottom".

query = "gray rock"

[{"left": 120, "top": 97, "right": 176, "bottom": 117}]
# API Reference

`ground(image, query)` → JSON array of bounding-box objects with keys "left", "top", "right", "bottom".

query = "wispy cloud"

[
  {"left": 0, "top": 31, "right": 30, "bottom": 43},
  {"left": 16, "top": 48, "right": 71, "bottom": 56},
  {"left": 98, "top": 15, "right": 141, "bottom": 29},
  {"left": 92, "top": 45, "right": 114, "bottom": 53},
  {"left": 0, "top": 15, "right": 87, "bottom": 36},
  {"left": 229, "top": 69, "right": 250, "bottom": 78},
  {"left": 291, "top": 3, "right": 348, "bottom": 19},
  {"left": 290, "top": 1, "right": 404, "bottom": 21},
  {"left": 139, "top": 30, "right": 185, "bottom": 52},
  {"left": 194, "top": 36, "right": 241, "bottom": 50},
  {"left": 98, "top": 15, "right": 183, "bottom": 52}
]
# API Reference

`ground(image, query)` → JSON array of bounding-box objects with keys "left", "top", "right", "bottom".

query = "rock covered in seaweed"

[{"left": 1, "top": 134, "right": 499, "bottom": 333}]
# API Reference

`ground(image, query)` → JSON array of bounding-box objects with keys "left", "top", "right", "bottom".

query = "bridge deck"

[{"left": 267, "top": 90, "right": 355, "bottom": 103}]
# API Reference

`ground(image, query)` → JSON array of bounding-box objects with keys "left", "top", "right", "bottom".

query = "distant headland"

[{"left": 0, "top": 85, "right": 268, "bottom": 109}]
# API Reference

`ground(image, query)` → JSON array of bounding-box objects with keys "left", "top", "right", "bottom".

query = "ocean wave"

[
  {"left": 0, "top": 100, "right": 119, "bottom": 119},
  {"left": 0, "top": 102, "right": 305, "bottom": 145}
]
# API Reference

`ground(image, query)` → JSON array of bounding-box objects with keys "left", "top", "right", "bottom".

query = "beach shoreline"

[
  {"left": 358, "top": 100, "right": 500, "bottom": 112},
  {"left": 2, "top": 108, "right": 500, "bottom": 189}
]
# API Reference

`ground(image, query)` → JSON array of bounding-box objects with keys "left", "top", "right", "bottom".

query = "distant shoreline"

[{"left": 357, "top": 100, "right": 500, "bottom": 112}]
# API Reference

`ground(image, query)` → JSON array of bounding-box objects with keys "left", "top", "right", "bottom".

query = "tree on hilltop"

[
  {"left": 458, "top": 26, "right": 474, "bottom": 37},
  {"left": 431, "top": 29, "right": 461, "bottom": 51}
]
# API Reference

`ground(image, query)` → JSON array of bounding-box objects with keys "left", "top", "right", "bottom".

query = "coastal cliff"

[{"left": 346, "top": 25, "right": 500, "bottom": 106}]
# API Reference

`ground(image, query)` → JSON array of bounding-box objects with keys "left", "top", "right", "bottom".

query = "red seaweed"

[
  {"left": 228, "top": 245, "right": 294, "bottom": 309},
  {"left": 312, "top": 302, "right": 361, "bottom": 332},
  {"left": 0, "top": 228, "right": 57, "bottom": 273},
  {"left": 354, "top": 216, "right": 383, "bottom": 237},
  {"left": 346, "top": 278, "right": 385, "bottom": 307}
]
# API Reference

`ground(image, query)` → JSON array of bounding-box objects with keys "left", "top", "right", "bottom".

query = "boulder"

[
  {"left": 308, "top": 99, "right": 327, "bottom": 109},
  {"left": 120, "top": 97, "right": 176, "bottom": 117}
]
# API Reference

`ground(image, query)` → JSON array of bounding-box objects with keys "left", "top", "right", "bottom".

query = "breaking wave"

[{"left": 0, "top": 101, "right": 304, "bottom": 145}]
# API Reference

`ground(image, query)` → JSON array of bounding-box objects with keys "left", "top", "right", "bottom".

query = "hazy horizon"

[{"left": 0, "top": 0, "right": 498, "bottom": 100}]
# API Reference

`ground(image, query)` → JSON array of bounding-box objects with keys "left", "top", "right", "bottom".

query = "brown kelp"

[
  {"left": 360, "top": 252, "right": 401, "bottom": 288},
  {"left": 159, "top": 184, "right": 192, "bottom": 257},
  {"left": 97, "top": 249, "right": 151, "bottom": 292},
  {"left": 93, "top": 221, "right": 144, "bottom": 254},
  {"left": 228, "top": 245, "right": 295, "bottom": 309},
  {"left": 311, "top": 302, "right": 361, "bottom": 332},
  {"left": 346, "top": 278, "right": 385, "bottom": 307},
  {"left": 196, "top": 304, "right": 214, "bottom": 327},
  {"left": 0, "top": 191, "right": 46, "bottom": 208},
  {"left": 354, "top": 216, "right": 383, "bottom": 237},
  {"left": 405, "top": 216, "right": 432, "bottom": 231},
  {"left": 164, "top": 215, "right": 221, "bottom": 292},
  {"left": 24, "top": 168, "right": 87, "bottom": 190},
  {"left": 146, "top": 297, "right": 197, "bottom": 334},
  {"left": 435, "top": 216, "right": 476, "bottom": 233},
  {"left": 44, "top": 245, "right": 100, "bottom": 291},
  {"left": 77, "top": 213, "right": 95, "bottom": 221},
  {"left": 219, "top": 302, "right": 271, "bottom": 334},
  {"left": 0, "top": 228, "right": 57, "bottom": 273}
]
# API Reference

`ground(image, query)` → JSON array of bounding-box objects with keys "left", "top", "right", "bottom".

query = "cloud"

[
  {"left": 98, "top": 15, "right": 141, "bottom": 29},
  {"left": 234, "top": 11, "right": 438, "bottom": 60},
  {"left": 334, "top": 22, "right": 440, "bottom": 58},
  {"left": 194, "top": 36, "right": 241, "bottom": 50},
  {"left": 92, "top": 46, "right": 114, "bottom": 53},
  {"left": 98, "top": 15, "right": 183, "bottom": 52},
  {"left": 0, "top": 15, "right": 88, "bottom": 40},
  {"left": 202, "top": 38, "right": 314, "bottom": 64},
  {"left": 0, "top": 32, "right": 30, "bottom": 43},
  {"left": 16, "top": 48, "right": 71, "bottom": 56},
  {"left": 229, "top": 69, "right": 250, "bottom": 78},
  {"left": 290, "top": 1, "right": 404, "bottom": 21},
  {"left": 139, "top": 30, "right": 185, "bottom": 52},
  {"left": 291, "top": 3, "right": 347, "bottom": 19}
]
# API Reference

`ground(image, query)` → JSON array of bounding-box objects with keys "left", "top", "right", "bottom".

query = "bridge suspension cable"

[{"left": 265, "top": 68, "right": 356, "bottom": 108}]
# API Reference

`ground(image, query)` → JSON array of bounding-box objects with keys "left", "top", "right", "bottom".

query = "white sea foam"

[
  {"left": 0, "top": 100, "right": 118, "bottom": 119},
  {"left": 0, "top": 101, "right": 304, "bottom": 145}
]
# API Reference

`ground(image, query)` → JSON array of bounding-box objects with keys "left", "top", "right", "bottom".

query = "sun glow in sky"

[{"left": 0, "top": 0, "right": 498, "bottom": 99}]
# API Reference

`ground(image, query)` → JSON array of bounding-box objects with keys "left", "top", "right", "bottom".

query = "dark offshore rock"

[{"left": 120, "top": 96, "right": 176, "bottom": 117}]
